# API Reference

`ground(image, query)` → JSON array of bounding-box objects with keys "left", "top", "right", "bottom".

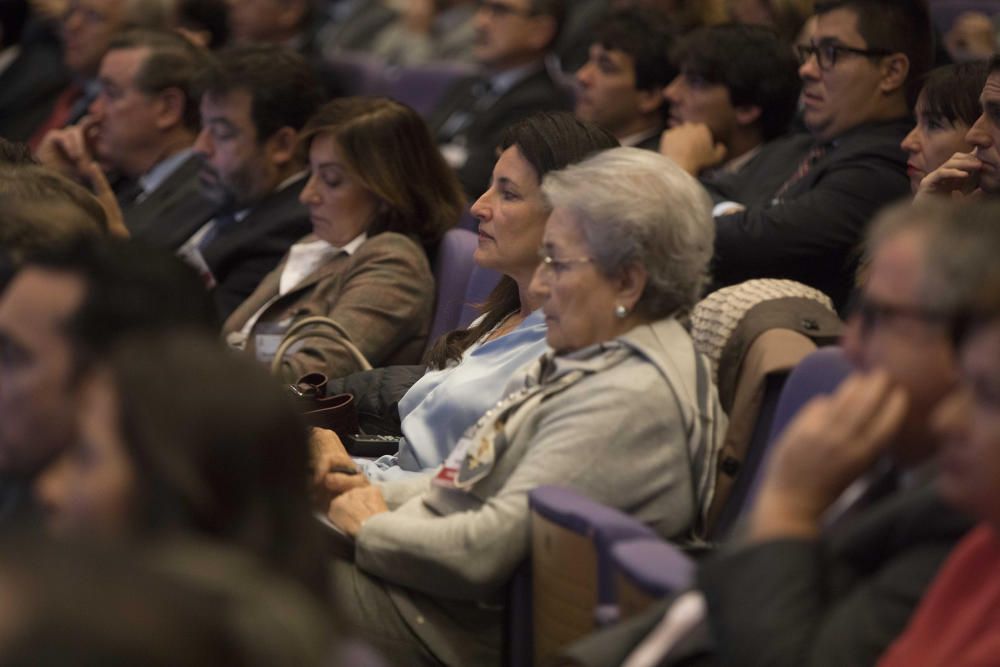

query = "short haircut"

[
  {"left": 300, "top": 97, "right": 465, "bottom": 249},
  {"left": 920, "top": 61, "right": 990, "bottom": 130},
  {"left": 814, "top": 0, "right": 934, "bottom": 107},
  {"left": 19, "top": 237, "right": 217, "bottom": 375},
  {"left": 199, "top": 44, "right": 324, "bottom": 142},
  {"left": 673, "top": 23, "right": 802, "bottom": 140},
  {"left": 542, "top": 147, "right": 715, "bottom": 318},
  {"left": 594, "top": 8, "right": 677, "bottom": 93},
  {"left": 0, "top": 166, "right": 108, "bottom": 233},
  {"left": 106, "top": 29, "right": 211, "bottom": 131},
  {"left": 529, "top": 0, "right": 566, "bottom": 47}
]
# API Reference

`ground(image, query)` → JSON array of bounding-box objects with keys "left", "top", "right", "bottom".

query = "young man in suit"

[
  {"left": 36, "top": 30, "right": 214, "bottom": 241},
  {"left": 429, "top": 0, "right": 573, "bottom": 199},
  {"left": 659, "top": 22, "right": 801, "bottom": 178},
  {"left": 706, "top": 0, "right": 933, "bottom": 311},
  {"left": 176, "top": 45, "right": 323, "bottom": 319},
  {"left": 572, "top": 8, "right": 676, "bottom": 151}
]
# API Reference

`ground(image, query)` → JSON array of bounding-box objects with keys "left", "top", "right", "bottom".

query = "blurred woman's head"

[
  {"left": 533, "top": 147, "right": 713, "bottom": 352},
  {"left": 902, "top": 61, "right": 989, "bottom": 192},
  {"left": 299, "top": 97, "right": 466, "bottom": 248},
  {"left": 35, "top": 332, "right": 324, "bottom": 589}
]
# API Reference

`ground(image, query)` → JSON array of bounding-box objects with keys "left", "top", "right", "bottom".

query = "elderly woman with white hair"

[{"left": 320, "top": 147, "right": 727, "bottom": 667}]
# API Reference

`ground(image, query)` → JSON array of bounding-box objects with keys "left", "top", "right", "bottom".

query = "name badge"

[{"left": 254, "top": 320, "right": 296, "bottom": 364}]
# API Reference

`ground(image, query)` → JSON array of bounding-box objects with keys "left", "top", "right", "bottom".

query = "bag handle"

[{"left": 270, "top": 315, "right": 373, "bottom": 375}]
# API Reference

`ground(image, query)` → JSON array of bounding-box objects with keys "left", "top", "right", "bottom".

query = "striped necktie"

[{"left": 774, "top": 144, "right": 828, "bottom": 199}]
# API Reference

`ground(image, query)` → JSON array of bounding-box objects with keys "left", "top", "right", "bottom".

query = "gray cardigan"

[{"left": 354, "top": 317, "right": 726, "bottom": 665}]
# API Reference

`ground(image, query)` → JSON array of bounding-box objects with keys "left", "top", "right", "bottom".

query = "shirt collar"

[
  {"left": 488, "top": 63, "right": 539, "bottom": 96},
  {"left": 619, "top": 125, "right": 663, "bottom": 148},
  {"left": 137, "top": 148, "right": 197, "bottom": 196}
]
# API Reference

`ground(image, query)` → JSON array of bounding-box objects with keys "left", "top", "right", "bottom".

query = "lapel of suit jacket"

[{"left": 202, "top": 176, "right": 308, "bottom": 267}]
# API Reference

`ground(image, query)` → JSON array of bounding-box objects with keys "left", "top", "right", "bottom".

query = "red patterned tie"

[
  {"left": 28, "top": 82, "right": 85, "bottom": 151},
  {"left": 774, "top": 144, "right": 828, "bottom": 199}
]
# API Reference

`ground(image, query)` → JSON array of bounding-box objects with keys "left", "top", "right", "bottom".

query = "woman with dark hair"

[
  {"left": 224, "top": 96, "right": 466, "bottom": 381},
  {"left": 904, "top": 61, "right": 989, "bottom": 193},
  {"left": 34, "top": 332, "right": 329, "bottom": 596},
  {"left": 319, "top": 112, "right": 618, "bottom": 484}
]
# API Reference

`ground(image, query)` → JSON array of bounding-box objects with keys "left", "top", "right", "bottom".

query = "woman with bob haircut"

[
  {"left": 320, "top": 147, "right": 727, "bottom": 667},
  {"left": 224, "top": 96, "right": 466, "bottom": 381},
  {"left": 904, "top": 61, "right": 989, "bottom": 193}
]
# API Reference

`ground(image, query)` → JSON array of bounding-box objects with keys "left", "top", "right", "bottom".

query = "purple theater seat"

[
  {"left": 427, "top": 229, "right": 502, "bottom": 350},
  {"left": 610, "top": 538, "right": 694, "bottom": 619},
  {"left": 384, "top": 61, "right": 476, "bottom": 117},
  {"left": 321, "top": 53, "right": 387, "bottom": 97}
]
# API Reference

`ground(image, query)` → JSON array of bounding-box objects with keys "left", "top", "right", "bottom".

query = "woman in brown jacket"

[{"left": 223, "top": 97, "right": 465, "bottom": 381}]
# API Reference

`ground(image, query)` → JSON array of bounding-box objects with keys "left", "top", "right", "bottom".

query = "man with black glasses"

[{"left": 705, "top": 0, "right": 932, "bottom": 312}]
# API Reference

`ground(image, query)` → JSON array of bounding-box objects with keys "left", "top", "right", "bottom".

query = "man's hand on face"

[
  {"left": 35, "top": 116, "right": 100, "bottom": 181},
  {"left": 749, "top": 370, "right": 908, "bottom": 541},
  {"left": 659, "top": 122, "right": 728, "bottom": 176}
]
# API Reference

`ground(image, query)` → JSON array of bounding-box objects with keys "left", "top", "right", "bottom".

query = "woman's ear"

[{"left": 617, "top": 261, "right": 648, "bottom": 312}]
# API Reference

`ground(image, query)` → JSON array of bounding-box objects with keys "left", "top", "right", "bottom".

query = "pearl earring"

[{"left": 614, "top": 304, "right": 628, "bottom": 319}]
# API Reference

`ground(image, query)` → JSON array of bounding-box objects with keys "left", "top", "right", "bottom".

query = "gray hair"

[
  {"left": 865, "top": 199, "right": 1000, "bottom": 316},
  {"left": 541, "top": 147, "right": 714, "bottom": 318}
]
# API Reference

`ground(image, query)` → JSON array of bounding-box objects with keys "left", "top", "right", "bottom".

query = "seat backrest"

[
  {"left": 691, "top": 279, "right": 844, "bottom": 539},
  {"left": 428, "top": 229, "right": 479, "bottom": 346},
  {"left": 459, "top": 263, "right": 502, "bottom": 328},
  {"left": 706, "top": 329, "right": 816, "bottom": 540},
  {"left": 743, "top": 346, "right": 853, "bottom": 507},
  {"left": 319, "top": 53, "right": 387, "bottom": 98},
  {"left": 383, "top": 61, "right": 476, "bottom": 117}
]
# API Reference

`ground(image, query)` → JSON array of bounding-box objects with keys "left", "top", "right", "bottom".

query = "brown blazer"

[{"left": 223, "top": 232, "right": 434, "bottom": 382}]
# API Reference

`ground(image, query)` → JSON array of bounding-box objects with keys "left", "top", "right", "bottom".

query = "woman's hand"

[
  {"left": 309, "top": 428, "right": 369, "bottom": 508},
  {"left": 328, "top": 486, "right": 388, "bottom": 537},
  {"left": 915, "top": 151, "right": 984, "bottom": 201},
  {"left": 749, "top": 371, "right": 908, "bottom": 541}
]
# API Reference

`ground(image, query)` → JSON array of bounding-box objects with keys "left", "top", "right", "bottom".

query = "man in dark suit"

[
  {"left": 658, "top": 23, "right": 801, "bottom": 177},
  {"left": 560, "top": 198, "right": 991, "bottom": 667},
  {"left": 428, "top": 0, "right": 573, "bottom": 199},
  {"left": 176, "top": 45, "right": 323, "bottom": 319},
  {"left": 24, "top": 0, "right": 175, "bottom": 148},
  {"left": 0, "top": 1, "right": 70, "bottom": 142},
  {"left": 36, "top": 30, "right": 214, "bottom": 242},
  {"left": 572, "top": 8, "right": 675, "bottom": 151},
  {"left": 705, "top": 0, "right": 933, "bottom": 311}
]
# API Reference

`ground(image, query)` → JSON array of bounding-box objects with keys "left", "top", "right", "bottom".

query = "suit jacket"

[
  {"left": 705, "top": 120, "right": 912, "bottom": 311},
  {"left": 123, "top": 154, "right": 219, "bottom": 250},
  {"left": 202, "top": 178, "right": 313, "bottom": 319},
  {"left": 0, "top": 42, "right": 69, "bottom": 142},
  {"left": 222, "top": 232, "right": 435, "bottom": 382},
  {"left": 428, "top": 65, "right": 574, "bottom": 199},
  {"left": 560, "top": 484, "right": 972, "bottom": 667}
]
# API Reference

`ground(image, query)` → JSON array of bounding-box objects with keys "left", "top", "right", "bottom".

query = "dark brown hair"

[
  {"left": 424, "top": 112, "right": 617, "bottom": 369},
  {"left": 299, "top": 97, "right": 465, "bottom": 249}
]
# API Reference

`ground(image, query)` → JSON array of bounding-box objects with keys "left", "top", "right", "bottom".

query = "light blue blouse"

[{"left": 358, "top": 309, "right": 548, "bottom": 481}]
